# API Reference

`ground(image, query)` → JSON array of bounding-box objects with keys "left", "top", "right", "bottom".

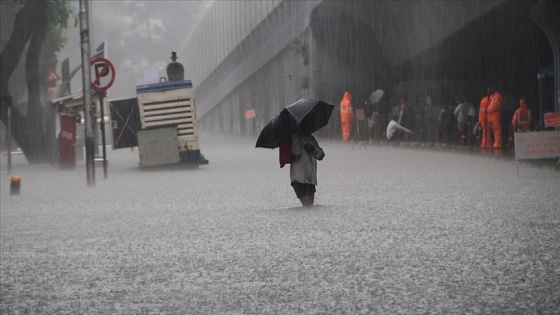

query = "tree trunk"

[
  {"left": 22, "top": 12, "right": 49, "bottom": 163},
  {"left": 1, "top": 1, "right": 52, "bottom": 164},
  {"left": 42, "top": 33, "right": 61, "bottom": 165},
  {"left": 0, "top": 1, "right": 41, "bottom": 117}
]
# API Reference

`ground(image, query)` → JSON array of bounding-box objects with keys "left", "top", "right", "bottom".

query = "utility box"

[
  {"left": 58, "top": 113, "right": 77, "bottom": 169},
  {"left": 137, "top": 126, "right": 180, "bottom": 167},
  {"left": 107, "top": 52, "right": 208, "bottom": 169},
  {"left": 136, "top": 80, "right": 199, "bottom": 152},
  {"left": 135, "top": 80, "right": 208, "bottom": 167}
]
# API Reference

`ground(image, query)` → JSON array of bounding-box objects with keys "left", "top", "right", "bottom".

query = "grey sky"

[{"left": 58, "top": 0, "right": 214, "bottom": 99}]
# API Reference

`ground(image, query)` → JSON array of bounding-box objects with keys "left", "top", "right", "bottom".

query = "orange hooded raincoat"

[
  {"left": 478, "top": 95, "right": 490, "bottom": 148},
  {"left": 340, "top": 91, "right": 353, "bottom": 142},
  {"left": 512, "top": 98, "right": 532, "bottom": 132},
  {"left": 487, "top": 90, "right": 503, "bottom": 149}
]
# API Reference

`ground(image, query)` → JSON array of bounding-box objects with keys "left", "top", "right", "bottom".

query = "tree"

[{"left": 0, "top": 0, "right": 70, "bottom": 163}]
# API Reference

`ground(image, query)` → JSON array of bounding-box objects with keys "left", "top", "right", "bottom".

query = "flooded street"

[
  {"left": 1, "top": 132, "right": 559, "bottom": 314},
  {"left": 2, "top": 0, "right": 560, "bottom": 313}
]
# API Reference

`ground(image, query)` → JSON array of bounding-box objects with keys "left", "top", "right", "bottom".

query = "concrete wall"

[{"left": 183, "top": 0, "right": 559, "bottom": 137}]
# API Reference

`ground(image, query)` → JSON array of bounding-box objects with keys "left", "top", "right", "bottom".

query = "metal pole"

[
  {"left": 79, "top": 0, "right": 95, "bottom": 187},
  {"left": 538, "top": 76, "right": 544, "bottom": 131},
  {"left": 514, "top": 133, "right": 519, "bottom": 178},
  {"left": 6, "top": 98, "right": 12, "bottom": 173},
  {"left": 485, "top": 102, "right": 489, "bottom": 149},
  {"left": 99, "top": 92, "right": 108, "bottom": 179}
]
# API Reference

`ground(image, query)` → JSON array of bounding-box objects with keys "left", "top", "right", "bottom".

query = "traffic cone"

[{"left": 10, "top": 175, "right": 21, "bottom": 195}]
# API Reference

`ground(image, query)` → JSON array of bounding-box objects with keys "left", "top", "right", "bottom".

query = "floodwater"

[{"left": 1, "top": 132, "right": 559, "bottom": 314}]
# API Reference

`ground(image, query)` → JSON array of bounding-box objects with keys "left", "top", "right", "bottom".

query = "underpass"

[{"left": 181, "top": 1, "right": 558, "bottom": 138}]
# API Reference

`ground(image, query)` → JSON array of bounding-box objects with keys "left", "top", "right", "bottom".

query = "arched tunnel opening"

[{"left": 309, "top": 0, "right": 553, "bottom": 131}]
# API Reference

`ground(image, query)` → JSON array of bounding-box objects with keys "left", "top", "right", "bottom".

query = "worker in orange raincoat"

[
  {"left": 340, "top": 91, "right": 353, "bottom": 142},
  {"left": 487, "top": 88, "right": 503, "bottom": 149},
  {"left": 512, "top": 98, "right": 533, "bottom": 132},
  {"left": 478, "top": 91, "right": 491, "bottom": 148}
]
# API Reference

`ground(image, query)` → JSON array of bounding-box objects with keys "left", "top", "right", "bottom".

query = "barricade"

[{"left": 514, "top": 130, "right": 560, "bottom": 177}]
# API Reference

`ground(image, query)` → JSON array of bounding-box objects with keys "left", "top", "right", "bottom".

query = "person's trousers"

[
  {"left": 341, "top": 121, "right": 351, "bottom": 142},
  {"left": 458, "top": 123, "right": 467, "bottom": 146},
  {"left": 488, "top": 120, "right": 502, "bottom": 149},
  {"left": 480, "top": 124, "right": 491, "bottom": 148}
]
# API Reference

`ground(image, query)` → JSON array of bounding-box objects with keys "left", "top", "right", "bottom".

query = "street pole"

[
  {"left": 79, "top": 0, "right": 95, "bottom": 187},
  {"left": 6, "top": 97, "right": 12, "bottom": 173},
  {"left": 485, "top": 103, "right": 488, "bottom": 149},
  {"left": 99, "top": 91, "right": 108, "bottom": 179}
]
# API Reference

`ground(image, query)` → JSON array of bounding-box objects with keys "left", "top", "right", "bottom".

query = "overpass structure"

[{"left": 181, "top": 0, "right": 559, "bottom": 138}]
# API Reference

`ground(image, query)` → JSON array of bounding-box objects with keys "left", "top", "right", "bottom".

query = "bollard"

[{"left": 10, "top": 175, "right": 21, "bottom": 195}]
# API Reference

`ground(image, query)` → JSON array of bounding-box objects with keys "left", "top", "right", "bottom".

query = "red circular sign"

[{"left": 90, "top": 57, "right": 115, "bottom": 92}]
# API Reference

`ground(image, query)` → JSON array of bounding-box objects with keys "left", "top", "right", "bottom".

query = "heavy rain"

[{"left": 1, "top": 1, "right": 559, "bottom": 314}]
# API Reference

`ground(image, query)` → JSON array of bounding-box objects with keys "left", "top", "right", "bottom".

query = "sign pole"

[
  {"left": 515, "top": 132, "right": 519, "bottom": 178},
  {"left": 79, "top": 0, "right": 95, "bottom": 187},
  {"left": 99, "top": 91, "right": 108, "bottom": 179},
  {"left": 6, "top": 97, "right": 12, "bottom": 173},
  {"left": 89, "top": 57, "right": 115, "bottom": 180}
]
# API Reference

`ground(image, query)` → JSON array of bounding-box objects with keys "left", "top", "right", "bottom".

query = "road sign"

[
  {"left": 90, "top": 57, "right": 115, "bottom": 92},
  {"left": 514, "top": 130, "right": 560, "bottom": 160},
  {"left": 46, "top": 68, "right": 62, "bottom": 82},
  {"left": 544, "top": 112, "right": 560, "bottom": 128},
  {"left": 245, "top": 109, "right": 256, "bottom": 119},
  {"left": 514, "top": 130, "right": 560, "bottom": 177},
  {"left": 356, "top": 109, "right": 365, "bottom": 120}
]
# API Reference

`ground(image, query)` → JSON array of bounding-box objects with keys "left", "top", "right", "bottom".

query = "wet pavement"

[{"left": 1, "top": 132, "right": 559, "bottom": 314}]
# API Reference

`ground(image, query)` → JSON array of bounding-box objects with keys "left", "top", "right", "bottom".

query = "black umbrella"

[
  {"left": 256, "top": 99, "right": 334, "bottom": 149},
  {"left": 254, "top": 110, "right": 296, "bottom": 149},
  {"left": 368, "top": 89, "right": 385, "bottom": 105}
]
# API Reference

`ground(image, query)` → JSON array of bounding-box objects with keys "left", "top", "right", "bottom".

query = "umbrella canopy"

[
  {"left": 255, "top": 110, "right": 296, "bottom": 149},
  {"left": 285, "top": 99, "right": 334, "bottom": 135},
  {"left": 256, "top": 99, "right": 334, "bottom": 149},
  {"left": 368, "top": 89, "right": 385, "bottom": 105}
]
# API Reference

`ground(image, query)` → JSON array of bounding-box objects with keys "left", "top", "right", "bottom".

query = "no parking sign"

[{"left": 90, "top": 57, "right": 115, "bottom": 92}]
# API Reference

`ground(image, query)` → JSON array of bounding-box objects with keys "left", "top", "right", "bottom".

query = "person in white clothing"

[
  {"left": 454, "top": 97, "right": 468, "bottom": 146},
  {"left": 386, "top": 119, "right": 413, "bottom": 141},
  {"left": 290, "top": 130, "right": 325, "bottom": 207}
]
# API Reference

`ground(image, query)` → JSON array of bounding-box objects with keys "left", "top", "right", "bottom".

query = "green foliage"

[
  {"left": 288, "top": 35, "right": 305, "bottom": 52},
  {"left": 7, "top": 0, "right": 73, "bottom": 52},
  {"left": 50, "top": 23, "right": 68, "bottom": 53},
  {"left": 47, "top": 0, "right": 72, "bottom": 53},
  {"left": 288, "top": 34, "right": 309, "bottom": 65}
]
